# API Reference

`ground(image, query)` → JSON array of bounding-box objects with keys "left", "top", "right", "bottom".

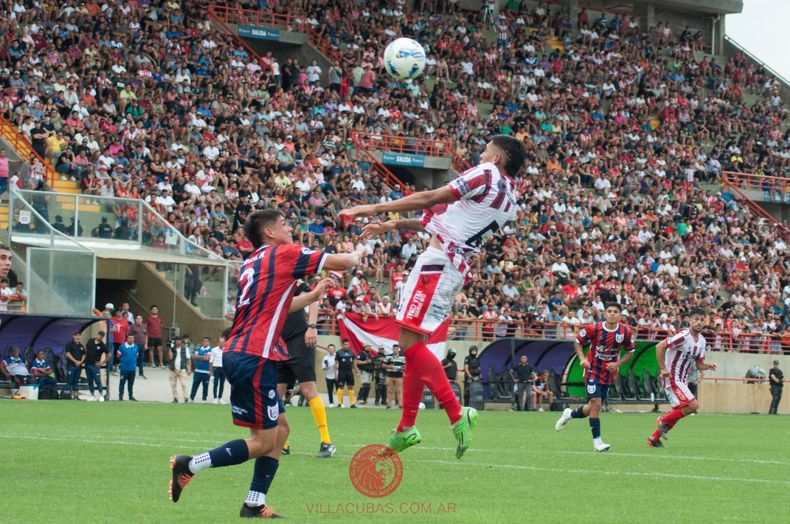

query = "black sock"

[
  {"left": 570, "top": 406, "right": 586, "bottom": 419},
  {"left": 589, "top": 417, "right": 601, "bottom": 439},
  {"left": 250, "top": 456, "right": 279, "bottom": 497},
  {"left": 206, "top": 439, "right": 249, "bottom": 468}
]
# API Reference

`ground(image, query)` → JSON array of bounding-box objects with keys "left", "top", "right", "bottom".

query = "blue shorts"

[
  {"left": 586, "top": 379, "right": 609, "bottom": 402},
  {"left": 223, "top": 351, "right": 285, "bottom": 430}
]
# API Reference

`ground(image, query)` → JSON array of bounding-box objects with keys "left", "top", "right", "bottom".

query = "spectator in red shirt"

[
  {"left": 146, "top": 305, "right": 164, "bottom": 368},
  {"left": 109, "top": 308, "right": 129, "bottom": 374}
]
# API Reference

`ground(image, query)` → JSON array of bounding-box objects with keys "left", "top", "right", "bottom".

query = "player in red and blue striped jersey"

[
  {"left": 555, "top": 303, "right": 635, "bottom": 452},
  {"left": 168, "top": 210, "right": 359, "bottom": 518}
]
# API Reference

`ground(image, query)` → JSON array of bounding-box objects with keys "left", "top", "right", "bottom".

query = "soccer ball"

[
  {"left": 383, "top": 38, "right": 426, "bottom": 81},
  {"left": 418, "top": 402, "right": 426, "bottom": 410}
]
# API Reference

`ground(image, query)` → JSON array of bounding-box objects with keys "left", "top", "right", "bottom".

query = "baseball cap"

[
  {"left": 105, "top": 302, "right": 115, "bottom": 310},
  {"left": 774, "top": 360, "right": 780, "bottom": 365}
]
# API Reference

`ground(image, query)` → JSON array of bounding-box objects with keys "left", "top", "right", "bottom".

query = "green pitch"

[{"left": 1, "top": 402, "right": 787, "bottom": 523}]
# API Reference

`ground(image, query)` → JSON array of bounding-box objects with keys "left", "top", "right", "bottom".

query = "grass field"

[{"left": 1, "top": 402, "right": 787, "bottom": 523}]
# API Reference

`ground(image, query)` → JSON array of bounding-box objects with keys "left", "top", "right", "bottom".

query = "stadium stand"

[{"left": 0, "top": 0, "right": 788, "bottom": 354}]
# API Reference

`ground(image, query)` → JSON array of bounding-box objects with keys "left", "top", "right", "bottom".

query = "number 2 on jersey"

[{"left": 237, "top": 267, "right": 255, "bottom": 307}]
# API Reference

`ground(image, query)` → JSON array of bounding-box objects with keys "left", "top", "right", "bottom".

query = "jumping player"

[
  {"left": 341, "top": 135, "right": 527, "bottom": 459},
  {"left": 168, "top": 210, "right": 358, "bottom": 518},
  {"left": 277, "top": 277, "right": 336, "bottom": 458},
  {"left": 647, "top": 308, "right": 717, "bottom": 447},
  {"left": 555, "top": 304, "right": 635, "bottom": 452}
]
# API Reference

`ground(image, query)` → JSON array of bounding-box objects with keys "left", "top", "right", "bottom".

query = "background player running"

[
  {"left": 277, "top": 277, "right": 336, "bottom": 458},
  {"left": 168, "top": 210, "right": 358, "bottom": 518},
  {"left": 341, "top": 135, "right": 527, "bottom": 459},
  {"left": 647, "top": 308, "right": 717, "bottom": 447},
  {"left": 555, "top": 304, "right": 635, "bottom": 452}
]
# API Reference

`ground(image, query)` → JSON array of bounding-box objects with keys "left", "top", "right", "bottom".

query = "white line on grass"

[
  {"left": 557, "top": 450, "right": 790, "bottom": 466},
  {"left": 416, "top": 459, "right": 790, "bottom": 486},
  {"left": 344, "top": 442, "right": 790, "bottom": 468},
  {"left": 9, "top": 433, "right": 788, "bottom": 484}
]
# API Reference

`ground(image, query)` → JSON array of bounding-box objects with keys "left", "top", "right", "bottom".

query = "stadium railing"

[
  {"left": 0, "top": 114, "right": 56, "bottom": 187},
  {"left": 350, "top": 138, "right": 413, "bottom": 196},
  {"left": 315, "top": 313, "right": 789, "bottom": 354},
  {"left": 722, "top": 171, "right": 790, "bottom": 238},
  {"left": 722, "top": 171, "right": 790, "bottom": 194},
  {"left": 351, "top": 131, "right": 452, "bottom": 158},
  {"left": 449, "top": 148, "right": 472, "bottom": 173},
  {"left": 207, "top": 4, "right": 343, "bottom": 65}
]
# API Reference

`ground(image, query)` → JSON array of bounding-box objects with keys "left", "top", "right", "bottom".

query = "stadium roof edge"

[{"left": 636, "top": 0, "right": 743, "bottom": 15}]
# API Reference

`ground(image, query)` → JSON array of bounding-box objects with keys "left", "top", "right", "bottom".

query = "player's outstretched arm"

[
  {"left": 323, "top": 252, "right": 362, "bottom": 271},
  {"left": 340, "top": 186, "right": 457, "bottom": 218},
  {"left": 360, "top": 219, "right": 425, "bottom": 241},
  {"left": 289, "top": 278, "right": 333, "bottom": 313}
]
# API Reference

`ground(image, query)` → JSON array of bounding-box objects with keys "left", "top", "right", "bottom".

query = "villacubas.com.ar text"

[{"left": 306, "top": 502, "right": 458, "bottom": 515}]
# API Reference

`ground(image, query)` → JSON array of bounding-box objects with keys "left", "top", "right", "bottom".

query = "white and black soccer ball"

[{"left": 383, "top": 38, "right": 426, "bottom": 81}]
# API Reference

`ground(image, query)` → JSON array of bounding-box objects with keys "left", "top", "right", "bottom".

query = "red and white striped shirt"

[
  {"left": 664, "top": 329, "right": 707, "bottom": 385},
  {"left": 421, "top": 162, "right": 517, "bottom": 275}
]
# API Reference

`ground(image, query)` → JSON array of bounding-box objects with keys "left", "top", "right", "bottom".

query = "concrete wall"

[
  {"left": 94, "top": 258, "right": 228, "bottom": 343},
  {"left": 699, "top": 381, "right": 787, "bottom": 414}
]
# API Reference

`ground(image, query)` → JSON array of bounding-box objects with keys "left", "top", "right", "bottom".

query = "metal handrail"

[
  {"left": 723, "top": 35, "right": 790, "bottom": 90},
  {"left": 722, "top": 170, "right": 790, "bottom": 190},
  {"left": 8, "top": 187, "right": 93, "bottom": 252},
  {"left": 351, "top": 131, "right": 451, "bottom": 157},
  {"left": 207, "top": 4, "right": 343, "bottom": 66},
  {"left": 316, "top": 312, "right": 790, "bottom": 353},
  {"left": 0, "top": 114, "right": 56, "bottom": 187},
  {"left": 13, "top": 189, "right": 224, "bottom": 261},
  {"left": 351, "top": 140, "right": 413, "bottom": 196}
]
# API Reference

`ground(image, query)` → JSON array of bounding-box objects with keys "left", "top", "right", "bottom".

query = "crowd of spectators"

[{"left": 0, "top": 0, "right": 788, "bottom": 343}]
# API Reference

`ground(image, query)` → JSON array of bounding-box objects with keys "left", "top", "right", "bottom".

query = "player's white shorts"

[
  {"left": 661, "top": 377, "right": 695, "bottom": 408},
  {"left": 396, "top": 246, "right": 463, "bottom": 344}
]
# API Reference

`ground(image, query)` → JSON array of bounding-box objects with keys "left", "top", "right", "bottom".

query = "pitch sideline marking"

[
  {"left": 6, "top": 429, "right": 787, "bottom": 469},
  {"left": 5, "top": 433, "right": 789, "bottom": 486},
  {"left": 556, "top": 450, "right": 790, "bottom": 466},
  {"left": 417, "top": 459, "right": 790, "bottom": 486}
]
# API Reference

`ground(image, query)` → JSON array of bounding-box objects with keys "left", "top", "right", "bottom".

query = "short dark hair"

[
  {"left": 689, "top": 308, "right": 706, "bottom": 318},
  {"left": 244, "top": 210, "right": 284, "bottom": 249},
  {"left": 327, "top": 344, "right": 336, "bottom": 349},
  {"left": 341, "top": 338, "right": 350, "bottom": 344},
  {"left": 490, "top": 135, "right": 528, "bottom": 178},
  {"left": 604, "top": 302, "right": 620, "bottom": 311},
  {"left": 0, "top": 243, "right": 9, "bottom": 252},
  {"left": 151, "top": 304, "right": 158, "bottom": 309}
]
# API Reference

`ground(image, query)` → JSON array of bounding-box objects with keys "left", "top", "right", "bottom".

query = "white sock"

[
  {"left": 188, "top": 453, "right": 212, "bottom": 474},
  {"left": 245, "top": 490, "right": 266, "bottom": 507},
  {"left": 594, "top": 437, "right": 603, "bottom": 444}
]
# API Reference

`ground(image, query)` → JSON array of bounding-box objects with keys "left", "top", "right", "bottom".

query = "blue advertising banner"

[
  {"left": 381, "top": 152, "right": 425, "bottom": 167},
  {"left": 237, "top": 25, "right": 281, "bottom": 41}
]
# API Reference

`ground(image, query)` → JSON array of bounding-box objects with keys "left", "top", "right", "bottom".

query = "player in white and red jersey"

[
  {"left": 647, "top": 308, "right": 717, "bottom": 448},
  {"left": 341, "top": 135, "right": 527, "bottom": 459}
]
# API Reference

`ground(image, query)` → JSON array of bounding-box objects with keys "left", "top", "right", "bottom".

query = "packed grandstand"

[{"left": 0, "top": 0, "right": 788, "bottom": 351}]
